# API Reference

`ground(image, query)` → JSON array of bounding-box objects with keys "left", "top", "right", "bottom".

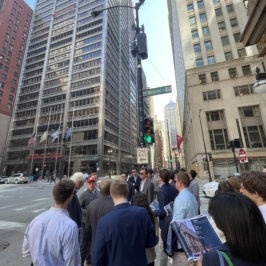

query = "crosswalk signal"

[{"left": 143, "top": 118, "right": 154, "bottom": 144}]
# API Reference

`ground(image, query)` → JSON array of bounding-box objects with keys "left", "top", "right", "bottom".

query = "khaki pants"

[{"left": 173, "top": 251, "right": 194, "bottom": 266}]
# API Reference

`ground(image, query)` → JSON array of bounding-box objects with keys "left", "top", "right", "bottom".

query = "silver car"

[{"left": 7, "top": 173, "right": 29, "bottom": 184}]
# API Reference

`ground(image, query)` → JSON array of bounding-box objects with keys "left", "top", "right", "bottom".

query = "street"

[
  {"left": 0, "top": 179, "right": 209, "bottom": 266},
  {"left": 0, "top": 181, "right": 54, "bottom": 266}
]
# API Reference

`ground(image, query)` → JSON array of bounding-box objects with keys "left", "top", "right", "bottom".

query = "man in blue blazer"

[{"left": 92, "top": 179, "right": 157, "bottom": 266}]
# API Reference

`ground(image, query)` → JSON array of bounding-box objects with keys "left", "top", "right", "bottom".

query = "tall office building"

[
  {"left": 0, "top": 0, "right": 32, "bottom": 169},
  {"left": 168, "top": 0, "right": 266, "bottom": 178},
  {"left": 4, "top": 0, "right": 138, "bottom": 176},
  {"left": 164, "top": 100, "right": 178, "bottom": 169}
]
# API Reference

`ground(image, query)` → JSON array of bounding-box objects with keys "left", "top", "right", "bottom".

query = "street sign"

[
  {"left": 137, "top": 147, "right": 148, "bottom": 164},
  {"left": 143, "top": 85, "right": 172, "bottom": 97},
  {"left": 239, "top": 148, "right": 248, "bottom": 163}
]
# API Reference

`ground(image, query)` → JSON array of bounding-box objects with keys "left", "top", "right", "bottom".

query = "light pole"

[
  {"left": 199, "top": 109, "right": 212, "bottom": 182},
  {"left": 107, "top": 148, "right": 112, "bottom": 177},
  {"left": 91, "top": 1, "right": 147, "bottom": 147},
  {"left": 253, "top": 67, "right": 266, "bottom": 94}
]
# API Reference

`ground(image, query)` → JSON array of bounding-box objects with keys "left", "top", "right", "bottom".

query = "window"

[
  {"left": 202, "top": 26, "right": 209, "bottom": 36},
  {"left": 9, "top": 95, "right": 14, "bottom": 101},
  {"left": 0, "top": 91, "right": 2, "bottom": 96},
  {"left": 218, "top": 21, "right": 226, "bottom": 30},
  {"left": 205, "top": 40, "right": 213, "bottom": 50},
  {"left": 7, "top": 103, "right": 12, "bottom": 110},
  {"left": 215, "top": 8, "right": 223, "bottom": 17},
  {"left": 187, "top": 4, "right": 194, "bottom": 11},
  {"left": 200, "top": 13, "right": 207, "bottom": 22},
  {"left": 209, "top": 129, "right": 228, "bottom": 150},
  {"left": 228, "top": 68, "right": 237, "bottom": 78},
  {"left": 189, "top": 16, "right": 196, "bottom": 25},
  {"left": 193, "top": 43, "right": 201, "bottom": 53},
  {"left": 234, "top": 32, "right": 241, "bottom": 42},
  {"left": 191, "top": 29, "right": 199, "bottom": 38},
  {"left": 226, "top": 4, "right": 234, "bottom": 13},
  {"left": 2, "top": 73, "right": 7, "bottom": 79},
  {"left": 238, "top": 48, "right": 247, "bottom": 58},
  {"left": 203, "top": 90, "right": 220, "bottom": 101},
  {"left": 221, "top": 36, "right": 230, "bottom": 46},
  {"left": 230, "top": 18, "right": 238, "bottom": 27},
  {"left": 234, "top": 84, "right": 253, "bottom": 96},
  {"left": 197, "top": 1, "right": 204, "bottom": 9},
  {"left": 225, "top": 51, "right": 233, "bottom": 61},
  {"left": 207, "top": 56, "right": 215, "bottom": 64},
  {"left": 213, "top": 0, "right": 220, "bottom": 3},
  {"left": 196, "top": 58, "right": 203, "bottom": 67},
  {"left": 0, "top": 82, "right": 5, "bottom": 88},
  {"left": 211, "top": 71, "right": 219, "bottom": 81},
  {"left": 199, "top": 74, "right": 207, "bottom": 84},
  {"left": 239, "top": 106, "right": 266, "bottom": 148},
  {"left": 242, "top": 65, "right": 252, "bottom": 76}
]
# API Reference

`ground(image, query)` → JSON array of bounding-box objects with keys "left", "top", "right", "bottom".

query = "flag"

[
  {"left": 39, "top": 131, "right": 48, "bottom": 144},
  {"left": 177, "top": 134, "right": 184, "bottom": 150},
  {"left": 28, "top": 133, "right": 36, "bottom": 146},
  {"left": 51, "top": 129, "right": 60, "bottom": 143},
  {"left": 64, "top": 127, "right": 72, "bottom": 141}
]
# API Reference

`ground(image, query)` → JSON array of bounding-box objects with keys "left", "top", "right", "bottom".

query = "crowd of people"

[{"left": 22, "top": 167, "right": 266, "bottom": 266}]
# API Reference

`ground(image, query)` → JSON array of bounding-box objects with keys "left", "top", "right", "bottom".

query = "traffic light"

[
  {"left": 96, "top": 162, "right": 99, "bottom": 166},
  {"left": 143, "top": 118, "right": 154, "bottom": 144}
]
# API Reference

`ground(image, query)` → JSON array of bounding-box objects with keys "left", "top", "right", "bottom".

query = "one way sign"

[{"left": 137, "top": 147, "right": 148, "bottom": 164}]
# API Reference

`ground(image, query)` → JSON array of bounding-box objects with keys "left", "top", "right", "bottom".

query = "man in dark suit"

[
  {"left": 86, "top": 178, "right": 114, "bottom": 260},
  {"left": 139, "top": 167, "right": 154, "bottom": 203},
  {"left": 128, "top": 169, "right": 141, "bottom": 192},
  {"left": 92, "top": 179, "right": 157, "bottom": 266},
  {"left": 121, "top": 173, "right": 135, "bottom": 202},
  {"left": 153, "top": 169, "right": 178, "bottom": 266}
]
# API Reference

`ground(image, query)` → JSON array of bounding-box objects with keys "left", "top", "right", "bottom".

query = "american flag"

[{"left": 28, "top": 133, "right": 36, "bottom": 146}]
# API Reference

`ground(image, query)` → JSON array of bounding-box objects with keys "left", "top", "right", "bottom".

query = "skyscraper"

[
  {"left": 4, "top": 0, "right": 138, "bottom": 177},
  {"left": 168, "top": 0, "right": 266, "bottom": 178},
  {"left": 0, "top": 0, "right": 32, "bottom": 169}
]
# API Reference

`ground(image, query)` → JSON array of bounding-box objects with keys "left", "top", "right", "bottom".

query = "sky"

[{"left": 24, "top": 0, "right": 177, "bottom": 121}]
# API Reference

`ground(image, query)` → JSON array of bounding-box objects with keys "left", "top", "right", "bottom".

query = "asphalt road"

[
  {"left": 0, "top": 179, "right": 209, "bottom": 266},
  {"left": 0, "top": 180, "right": 54, "bottom": 266}
]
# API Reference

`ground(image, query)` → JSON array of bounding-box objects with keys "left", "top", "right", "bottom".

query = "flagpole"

[
  {"left": 67, "top": 108, "right": 74, "bottom": 177},
  {"left": 54, "top": 107, "right": 63, "bottom": 177},
  {"left": 42, "top": 109, "right": 51, "bottom": 178}
]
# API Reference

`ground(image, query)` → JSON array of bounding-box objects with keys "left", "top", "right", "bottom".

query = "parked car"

[
  {"left": 202, "top": 181, "right": 219, "bottom": 198},
  {"left": 0, "top": 176, "right": 8, "bottom": 184},
  {"left": 7, "top": 173, "right": 29, "bottom": 184}
]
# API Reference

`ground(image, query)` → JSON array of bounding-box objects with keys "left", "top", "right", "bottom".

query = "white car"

[
  {"left": 7, "top": 173, "right": 29, "bottom": 184},
  {"left": 202, "top": 181, "right": 219, "bottom": 198}
]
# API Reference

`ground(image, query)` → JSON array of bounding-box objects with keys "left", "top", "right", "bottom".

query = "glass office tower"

[{"left": 5, "top": 0, "right": 138, "bottom": 177}]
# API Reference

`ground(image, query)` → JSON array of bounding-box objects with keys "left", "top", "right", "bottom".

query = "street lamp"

[
  {"left": 91, "top": 1, "right": 147, "bottom": 147},
  {"left": 166, "top": 120, "right": 173, "bottom": 170},
  {"left": 199, "top": 109, "right": 212, "bottom": 182},
  {"left": 253, "top": 67, "right": 266, "bottom": 94},
  {"left": 107, "top": 148, "right": 112, "bottom": 177}
]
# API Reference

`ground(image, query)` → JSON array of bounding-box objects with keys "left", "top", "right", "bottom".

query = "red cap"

[{"left": 87, "top": 176, "right": 97, "bottom": 183}]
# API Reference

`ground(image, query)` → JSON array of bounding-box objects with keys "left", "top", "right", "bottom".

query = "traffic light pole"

[
  {"left": 199, "top": 109, "right": 212, "bottom": 182},
  {"left": 135, "top": 2, "right": 145, "bottom": 147},
  {"left": 91, "top": 1, "right": 146, "bottom": 148}
]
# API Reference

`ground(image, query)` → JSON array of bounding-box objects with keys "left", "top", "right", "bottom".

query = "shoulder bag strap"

[
  {"left": 216, "top": 250, "right": 225, "bottom": 266},
  {"left": 220, "top": 251, "right": 234, "bottom": 266}
]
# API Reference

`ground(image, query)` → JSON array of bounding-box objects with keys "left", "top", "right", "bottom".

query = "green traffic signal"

[{"left": 144, "top": 134, "right": 153, "bottom": 143}]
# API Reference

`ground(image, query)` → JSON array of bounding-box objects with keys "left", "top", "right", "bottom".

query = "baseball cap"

[{"left": 87, "top": 176, "right": 97, "bottom": 183}]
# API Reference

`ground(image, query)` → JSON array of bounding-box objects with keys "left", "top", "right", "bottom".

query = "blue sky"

[{"left": 24, "top": 0, "right": 176, "bottom": 120}]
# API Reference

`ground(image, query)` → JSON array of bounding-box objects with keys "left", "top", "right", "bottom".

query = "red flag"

[{"left": 177, "top": 134, "right": 184, "bottom": 150}]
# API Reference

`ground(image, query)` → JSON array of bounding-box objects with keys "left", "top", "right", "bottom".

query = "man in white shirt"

[{"left": 22, "top": 179, "right": 81, "bottom": 266}]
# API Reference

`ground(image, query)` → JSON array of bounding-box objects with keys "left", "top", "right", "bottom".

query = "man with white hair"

[{"left": 68, "top": 172, "right": 85, "bottom": 236}]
